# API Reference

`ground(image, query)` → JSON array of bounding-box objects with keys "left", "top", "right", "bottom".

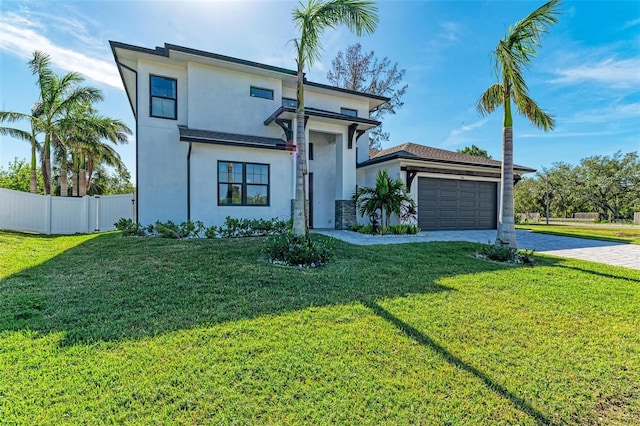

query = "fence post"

[
  {"left": 95, "top": 195, "right": 101, "bottom": 232},
  {"left": 44, "top": 195, "right": 52, "bottom": 235},
  {"left": 80, "top": 196, "right": 89, "bottom": 234}
]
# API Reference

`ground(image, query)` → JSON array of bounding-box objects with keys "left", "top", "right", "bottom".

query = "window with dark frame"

[
  {"left": 308, "top": 143, "right": 314, "bottom": 161},
  {"left": 150, "top": 75, "right": 177, "bottom": 119},
  {"left": 282, "top": 98, "right": 297, "bottom": 108},
  {"left": 218, "top": 161, "right": 269, "bottom": 206},
  {"left": 250, "top": 86, "right": 274, "bottom": 100},
  {"left": 340, "top": 107, "right": 358, "bottom": 118}
]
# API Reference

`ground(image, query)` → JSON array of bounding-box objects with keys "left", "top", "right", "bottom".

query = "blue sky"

[{"left": 1, "top": 0, "right": 639, "bottom": 179}]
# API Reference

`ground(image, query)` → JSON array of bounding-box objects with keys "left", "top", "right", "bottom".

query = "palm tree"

[
  {"left": 291, "top": 0, "right": 379, "bottom": 238},
  {"left": 0, "top": 103, "right": 44, "bottom": 193},
  {"left": 72, "top": 111, "right": 131, "bottom": 196},
  {"left": 477, "top": 0, "right": 560, "bottom": 247},
  {"left": 28, "top": 51, "right": 103, "bottom": 195},
  {"left": 352, "top": 169, "right": 415, "bottom": 233}
]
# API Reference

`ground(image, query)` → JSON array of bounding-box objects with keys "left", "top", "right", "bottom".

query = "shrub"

[
  {"left": 479, "top": 240, "right": 517, "bottom": 262},
  {"left": 114, "top": 218, "right": 146, "bottom": 237},
  {"left": 216, "top": 216, "right": 291, "bottom": 238},
  {"left": 349, "top": 223, "right": 364, "bottom": 232},
  {"left": 478, "top": 240, "right": 535, "bottom": 266},
  {"left": 204, "top": 226, "right": 218, "bottom": 239},
  {"left": 406, "top": 224, "right": 421, "bottom": 234},
  {"left": 389, "top": 224, "right": 408, "bottom": 234},
  {"left": 264, "top": 233, "right": 334, "bottom": 267},
  {"left": 350, "top": 223, "right": 420, "bottom": 235},
  {"left": 152, "top": 220, "right": 204, "bottom": 239}
]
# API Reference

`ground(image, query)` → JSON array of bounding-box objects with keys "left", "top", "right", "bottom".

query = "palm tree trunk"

[
  {"left": 497, "top": 126, "right": 517, "bottom": 247},
  {"left": 79, "top": 168, "right": 87, "bottom": 196},
  {"left": 30, "top": 139, "right": 37, "bottom": 194},
  {"left": 292, "top": 66, "right": 309, "bottom": 239},
  {"left": 60, "top": 154, "right": 68, "bottom": 196},
  {"left": 43, "top": 134, "right": 52, "bottom": 195},
  {"left": 72, "top": 154, "right": 78, "bottom": 196}
]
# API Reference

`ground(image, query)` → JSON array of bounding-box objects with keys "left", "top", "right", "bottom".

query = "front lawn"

[
  {"left": 516, "top": 223, "right": 640, "bottom": 244},
  {"left": 1, "top": 231, "right": 639, "bottom": 424}
]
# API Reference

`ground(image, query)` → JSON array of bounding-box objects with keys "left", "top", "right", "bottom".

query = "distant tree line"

[
  {"left": 515, "top": 151, "right": 640, "bottom": 221},
  {"left": 0, "top": 157, "right": 134, "bottom": 195}
]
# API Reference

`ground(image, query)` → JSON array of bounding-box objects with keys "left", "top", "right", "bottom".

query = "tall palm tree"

[
  {"left": 291, "top": 0, "right": 378, "bottom": 238},
  {"left": 477, "top": 0, "right": 560, "bottom": 247},
  {"left": 28, "top": 51, "right": 103, "bottom": 195},
  {"left": 0, "top": 103, "right": 44, "bottom": 193},
  {"left": 66, "top": 108, "right": 131, "bottom": 196}
]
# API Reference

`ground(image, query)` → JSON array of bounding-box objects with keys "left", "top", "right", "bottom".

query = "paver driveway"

[{"left": 315, "top": 229, "right": 640, "bottom": 270}]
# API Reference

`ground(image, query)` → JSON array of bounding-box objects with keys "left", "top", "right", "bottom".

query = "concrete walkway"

[{"left": 314, "top": 229, "right": 640, "bottom": 270}]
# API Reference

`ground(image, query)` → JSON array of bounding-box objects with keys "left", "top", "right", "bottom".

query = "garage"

[{"left": 418, "top": 177, "right": 497, "bottom": 230}]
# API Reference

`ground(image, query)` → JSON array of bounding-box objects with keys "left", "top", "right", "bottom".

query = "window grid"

[
  {"left": 218, "top": 161, "right": 269, "bottom": 206},
  {"left": 282, "top": 98, "right": 297, "bottom": 108},
  {"left": 150, "top": 75, "right": 177, "bottom": 119},
  {"left": 250, "top": 86, "right": 274, "bottom": 100},
  {"left": 340, "top": 107, "right": 358, "bottom": 118}
]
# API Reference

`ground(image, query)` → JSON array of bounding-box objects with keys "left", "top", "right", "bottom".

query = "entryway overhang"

[{"left": 264, "top": 106, "right": 380, "bottom": 148}]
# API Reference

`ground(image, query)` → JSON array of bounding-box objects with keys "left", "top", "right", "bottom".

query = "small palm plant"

[{"left": 353, "top": 170, "right": 415, "bottom": 233}]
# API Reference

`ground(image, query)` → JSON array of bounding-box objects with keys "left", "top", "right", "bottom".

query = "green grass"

[
  {"left": 1, "top": 231, "right": 639, "bottom": 424},
  {"left": 516, "top": 223, "right": 640, "bottom": 244}
]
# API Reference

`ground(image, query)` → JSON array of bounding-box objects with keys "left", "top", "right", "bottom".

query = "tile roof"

[{"left": 363, "top": 142, "right": 535, "bottom": 172}]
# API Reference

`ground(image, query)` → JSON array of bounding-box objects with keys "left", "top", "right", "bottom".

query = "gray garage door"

[{"left": 417, "top": 177, "right": 497, "bottom": 230}]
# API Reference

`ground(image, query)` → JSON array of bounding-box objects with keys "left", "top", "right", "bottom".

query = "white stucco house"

[
  {"left": 110, "top": 41, "right": 387, "bottom": 229},
  {"left": 111, "top": 41, "right": 535, "bottom": 231}
]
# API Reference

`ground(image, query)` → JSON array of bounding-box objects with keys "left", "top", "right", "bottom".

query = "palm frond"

[
  {"left": 0, "top": 126, "right": 32, "bottom": 141},
  {"left": 513, "top": 92, "right": 555, "bottom": 131},
  {"left": 477, "top": 83, "right": 504, "bottom": 115},
  {"left": 293, "top": 0, "right": 378, "bottom": 68}
]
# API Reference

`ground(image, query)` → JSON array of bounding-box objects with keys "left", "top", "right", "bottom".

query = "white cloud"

[
  {"left": 0, "top": 12, "right": 122, "bottom": 89},
  {"left": 439, "top": 22, "right": 460, "bottom": 43},
  {"left": 443, "top": 118, "right": 489, "bottom": 146},
  {"left": 550, "top": 58, "right": 640, "bottom": 89},
  {"left": 622, "top": 18, "right": 640, "bottom": 29},
  {"left": 519, "top": 130, "right": 623, "bottom": 139},
  {"left": 564, "top": 102, "right": 640, "bottom": 124}
]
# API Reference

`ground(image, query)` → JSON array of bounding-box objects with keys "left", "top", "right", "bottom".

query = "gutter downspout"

[
  {"left": 116, "top": 60, "right": 139, "bottom": 223},
  {"left": 187, "top": 141, "right": 192, "bottom": 222}
]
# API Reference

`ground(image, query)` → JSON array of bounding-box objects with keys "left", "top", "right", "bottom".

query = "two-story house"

[
  {"left": 111, "top": 41, "right": 536, "bottom": 231},
  {"left": 110, "top": 41, "right": 388, "bottom": 229}
]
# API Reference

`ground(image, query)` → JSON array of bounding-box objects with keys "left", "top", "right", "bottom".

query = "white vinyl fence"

[{"left": 0, "top": 188, "right": 135, "bottom": 235}]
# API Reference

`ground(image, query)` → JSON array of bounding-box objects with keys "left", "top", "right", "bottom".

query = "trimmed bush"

[
  {"left": 114, "top": 218, "right": 146, "bottom": 237},
  {"left": 214, "top": 216, "right": 291, "bottom": 238},
  {"left": 264, "top": 233, "right": 334, "bottom": 267},
  {"left": 478, "top": 240, "right": 535, "bottom": 266}
]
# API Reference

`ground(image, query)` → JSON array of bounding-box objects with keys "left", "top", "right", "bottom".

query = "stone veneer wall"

[{"left": 335, "top": 199, "right": 356, "bottom": 230}]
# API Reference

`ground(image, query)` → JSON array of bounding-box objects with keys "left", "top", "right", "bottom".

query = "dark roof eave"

[
  {"left": 265, "top": 106, "right": 381, "bottom": 127},
  {"left": 178, "top": 126, "right": 290, "bottom": 151},
  {"left": 358, "top": 153, "right": 536, "bottom": 173},
  {"left": 180, "top": 136, "right": 288, "bottom": 151}
]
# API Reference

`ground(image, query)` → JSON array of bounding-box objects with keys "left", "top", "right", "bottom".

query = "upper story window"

[
  {"left": 282, "top": 98, "right": 297, "bottom": 108},
  {"left": 150, "top": 75, "right": 177, "bottom": 119},
  {"left": 218, "top": 161, "right": 270, "bottom": 206},
  {"left": 340, "top": 107, "right": 358, "bottom": 118},
  {"left": 250, "top": 86, "right": 274, "bottom": 100}
]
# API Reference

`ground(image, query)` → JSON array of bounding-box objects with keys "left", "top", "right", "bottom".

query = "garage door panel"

[
  {"left": 418, "top": 177, "right": 497, "bottom": 230},
  {"left": 439, "top": 190, "right": 457, "bottom": 198}
]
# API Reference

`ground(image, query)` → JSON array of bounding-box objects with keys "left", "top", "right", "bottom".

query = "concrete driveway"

[{"left": 314, "top": 229, "right": 640, "bottom": 270}]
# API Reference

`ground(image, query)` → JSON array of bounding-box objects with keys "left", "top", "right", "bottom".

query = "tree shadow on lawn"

[
  {"left": 363, "top": 300, "right": 555, "bottom": 426},
  {"left": 0, "top": 233, "right": 516, "bottom": 346},
  {"left": 552, "top": 263, "right": 640, "bottom": 283}
]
